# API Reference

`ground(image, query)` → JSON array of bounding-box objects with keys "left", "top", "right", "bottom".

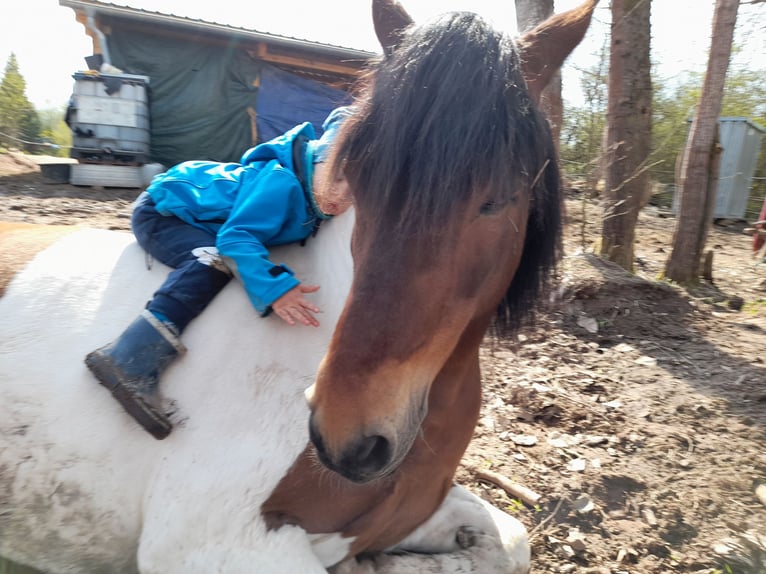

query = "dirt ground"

[{"left": 1, "top": 152, "right": 765, "bottom": 573}]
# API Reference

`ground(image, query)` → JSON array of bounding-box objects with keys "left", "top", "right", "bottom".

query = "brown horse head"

[{"left": 306, "top": 0, "right": 598, "bottom": 484}]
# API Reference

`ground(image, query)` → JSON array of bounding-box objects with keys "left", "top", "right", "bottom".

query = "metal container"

[
  {"left": 672, "top": 117, "right": 765, "bottom": 220},
  {"left": 70, "top": 163, "right": 145, "bottom": 188},
  {"left": 68, "top": 72, "right": 151, "bottom": 164},
  {"left": 714, "top": 117, "right": 765, "bottom": 219}
]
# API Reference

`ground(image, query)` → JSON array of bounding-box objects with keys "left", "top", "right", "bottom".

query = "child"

[{"left": 85, "top": 106, "right": 353, "bottom": 440}]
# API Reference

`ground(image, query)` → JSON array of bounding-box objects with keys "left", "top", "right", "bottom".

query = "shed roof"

[
  {"left": 719, "top": 116, "right": 766, "bottom": 134},
  {"left": 59, "top": 0, "right": 377, "bottom": 85}
]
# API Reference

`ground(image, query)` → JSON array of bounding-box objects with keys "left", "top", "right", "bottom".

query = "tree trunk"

[
  {"left": 665, "top": 0, "right": 739, "bottom": 283},
  {"left": 515, "top": 0, "right": 563, "bottom": 147},
  {"left": 599, "top": 0, "right": 652, "bottom": 271}
]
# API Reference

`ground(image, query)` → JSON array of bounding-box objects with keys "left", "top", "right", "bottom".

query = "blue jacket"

[{"left": 146, "top": 121, "right": 327, "bottom": 314}]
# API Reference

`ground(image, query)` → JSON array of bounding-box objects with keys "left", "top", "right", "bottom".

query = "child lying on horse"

[{"left": 85, "top": 106, "right": 353, "bottom": 440}]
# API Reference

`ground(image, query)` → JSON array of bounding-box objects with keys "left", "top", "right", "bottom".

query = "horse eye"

[{"left": 479, "top": 200, "right": 501, "bottom": 216}]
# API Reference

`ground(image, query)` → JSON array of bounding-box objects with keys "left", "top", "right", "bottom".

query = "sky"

[{"left": 1, "top": 0, "right": 764, "bottom": 111}]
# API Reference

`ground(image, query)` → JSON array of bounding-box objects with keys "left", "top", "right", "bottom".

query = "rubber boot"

[{"left": 85, "top": 310, "right": 186, "bottom": 440}]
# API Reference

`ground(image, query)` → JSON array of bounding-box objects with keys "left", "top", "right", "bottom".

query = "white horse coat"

[{"left": 0, "top": 211, "right": 529, "bottom": 573}]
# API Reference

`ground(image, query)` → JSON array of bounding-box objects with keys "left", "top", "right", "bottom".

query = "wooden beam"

[
  {"left": 74, "top": 10, "right": 101, "bottom": 55},
  {"left": 256, "top": 51, "right": 365, "bottom": 77}
]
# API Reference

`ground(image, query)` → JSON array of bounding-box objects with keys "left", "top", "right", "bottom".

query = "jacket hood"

[{"left": 239, "top": 121, "right": 316, "bottom": 171}]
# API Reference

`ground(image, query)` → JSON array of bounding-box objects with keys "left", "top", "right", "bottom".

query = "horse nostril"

[
  {"left": 308, "top": 413, "right": 393, "bottom": 482},
  {"left": 351, "top": 434, "right": 391, "bottom": 474}
]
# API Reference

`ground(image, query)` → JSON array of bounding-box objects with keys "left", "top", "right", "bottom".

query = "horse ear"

[
  {"left": 372, "top": 0, "right": 414, "bottom": 55},
  {"left": 516, "top": 0, "right": 599, "bottom": 104}
]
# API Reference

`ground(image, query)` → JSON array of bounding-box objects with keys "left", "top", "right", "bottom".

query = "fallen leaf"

[
  {"left": 510, "top": 434, "right": 538, "bottom": 446},
  {"left": 635, "top": 355, "right": 658, "bottom": 366},
  {"left": 577, "top": 316, "right": 599, "bottom": 334},
  {"left": 547, "top": 431, "right": 579, "bottom": 448},
  {"left": 572, "top": 494, "right": 595, "bottom": 513},
  {"left": 642, "top": 508, "right": 658, "bottom": 527},
  {"left": 755, "top": 483, "right": 766, "bottom": 507},
  {"left": 568, "top": 458, "right": 587, "bottom": 472}
]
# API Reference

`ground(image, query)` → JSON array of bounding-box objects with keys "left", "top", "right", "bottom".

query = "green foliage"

[
  {"left": 37, "top": 106, "right": 71, "bottom": 157},
  {"left": 504, "top": 499, "right": 524, "bottom": 514},
  {"left": 649, "top": 71, "right": 702, "bottom": 183},
  {"left": 560, "top": 104, "right": 606, "bottom": 179},
  {"left": 19, "top": 107, "right": 41, "bottom": 146},
  {"left": 0, "top": 55, "right": 69, "bottom": 156},
  {"left": 559, "top": 42, "right": 609, "bottom": 184},
  {"left": 722, "top": 67, "right": 766, "bottom": 118},
  {"left": 722, "top": 65, "right": 766, "bottom": 208},
  {"left": 0, "top": 53, "right": 40, "bottom": 147}
]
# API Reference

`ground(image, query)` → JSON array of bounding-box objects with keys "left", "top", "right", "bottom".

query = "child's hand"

[{"left": 272, "top": 284, "right": 321, "bottom": 327}]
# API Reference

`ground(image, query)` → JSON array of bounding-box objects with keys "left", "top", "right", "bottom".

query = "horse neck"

[{"left": 261, "top": 321, "right": 489, "bottom": 550}]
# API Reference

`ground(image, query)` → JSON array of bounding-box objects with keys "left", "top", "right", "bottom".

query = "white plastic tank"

[{"left": 68, "top": 71, "right": 151, "bottom": 164}]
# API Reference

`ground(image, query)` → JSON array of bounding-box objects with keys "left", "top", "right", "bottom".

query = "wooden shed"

[{"left": 59, "top": 0, "right": 376, "bottom": 167}]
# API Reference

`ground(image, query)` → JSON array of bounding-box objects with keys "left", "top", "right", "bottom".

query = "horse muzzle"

[
  {"left": 306, "top": 389, "right": 428, "bottom": 484},
  {"left": 308, "top": 414, "right": 395, "bottom": 483}
]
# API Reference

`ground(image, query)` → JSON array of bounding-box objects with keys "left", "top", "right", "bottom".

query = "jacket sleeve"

[{"left": 215, "top": 164, "right": 303, "bottom": 314}]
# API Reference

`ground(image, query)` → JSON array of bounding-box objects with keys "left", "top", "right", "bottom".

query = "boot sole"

[{"left": 86, "top": 355, "right": 173, "bottom": 440}]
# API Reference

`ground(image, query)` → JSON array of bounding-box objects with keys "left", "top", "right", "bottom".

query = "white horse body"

[
  {"left": 0, "top": 211, "right": 354, "bottom": 573},
  {"left": 0, "top": 211, "right": 529, "bottom": 573}
]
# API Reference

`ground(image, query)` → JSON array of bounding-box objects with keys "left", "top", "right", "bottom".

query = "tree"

[
  {"left": 38, "top": 106, "right": 72, "bottom": 157},
  {"left": 649, "top": 72, "right": 701, "bottom": 184},
  {"left": 515, "top": 0, "right": 563, "bottom": 146},
  {"left": 0, "top": 53, "right": 38, "bottom": 148},
  {"left": 599, "top": 0, "right": 652, "bottom": 271},
  {"left": 19, "top": 106, "right": 42, "bottom": 147},
  {"left": 559, "top": 41, "right": 609, "bottom": 184},
  {"left": 664, "top": 0, "right": 739, "bottom": 283}
]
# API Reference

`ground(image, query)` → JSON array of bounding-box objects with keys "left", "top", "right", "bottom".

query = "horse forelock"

[
  {"left": 335, "top": 11, "right": 562, "bottom": 333},
  {"left": 494, "top": 151, "right": 563, "bottom": 337}
]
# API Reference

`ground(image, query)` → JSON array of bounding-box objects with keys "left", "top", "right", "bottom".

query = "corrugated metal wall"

[
  {"left": 672, "top": 117, "right": 765, "bottom": 220},
  {"left": 714, "top": 117, "right": 765, "bottom": 219}
]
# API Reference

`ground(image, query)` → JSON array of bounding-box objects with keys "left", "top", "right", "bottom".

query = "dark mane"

[{"left": 335, "top": 11, "right": 563, "bottom": 335}]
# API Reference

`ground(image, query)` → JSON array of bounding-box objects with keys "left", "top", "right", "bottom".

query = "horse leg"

[
  {"left": 328, "top": 485, "right": 530, "bottom": 574},
  {"left": 332, "top": 534, "right": 516, "bottom": 574},
  {"left": 136, "top": 523, "right": 330, "bottom": 574}
]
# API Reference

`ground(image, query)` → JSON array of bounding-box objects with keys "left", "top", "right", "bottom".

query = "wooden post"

[{"left": 702, "top": 249, "right": 714, "bottom": 282}]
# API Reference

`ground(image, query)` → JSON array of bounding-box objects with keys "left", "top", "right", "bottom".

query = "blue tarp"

[{"left": 256, "top": 64, "right": 350, "bottom": 144}]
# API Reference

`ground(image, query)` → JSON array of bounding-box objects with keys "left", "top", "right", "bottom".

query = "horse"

[{"left": 0, "top": 0, "right": 598, "bottom": 572}]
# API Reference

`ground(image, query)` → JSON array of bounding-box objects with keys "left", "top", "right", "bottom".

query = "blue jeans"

[{"left": 131, "top": 193, "right": 232, "bottom": 332}]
